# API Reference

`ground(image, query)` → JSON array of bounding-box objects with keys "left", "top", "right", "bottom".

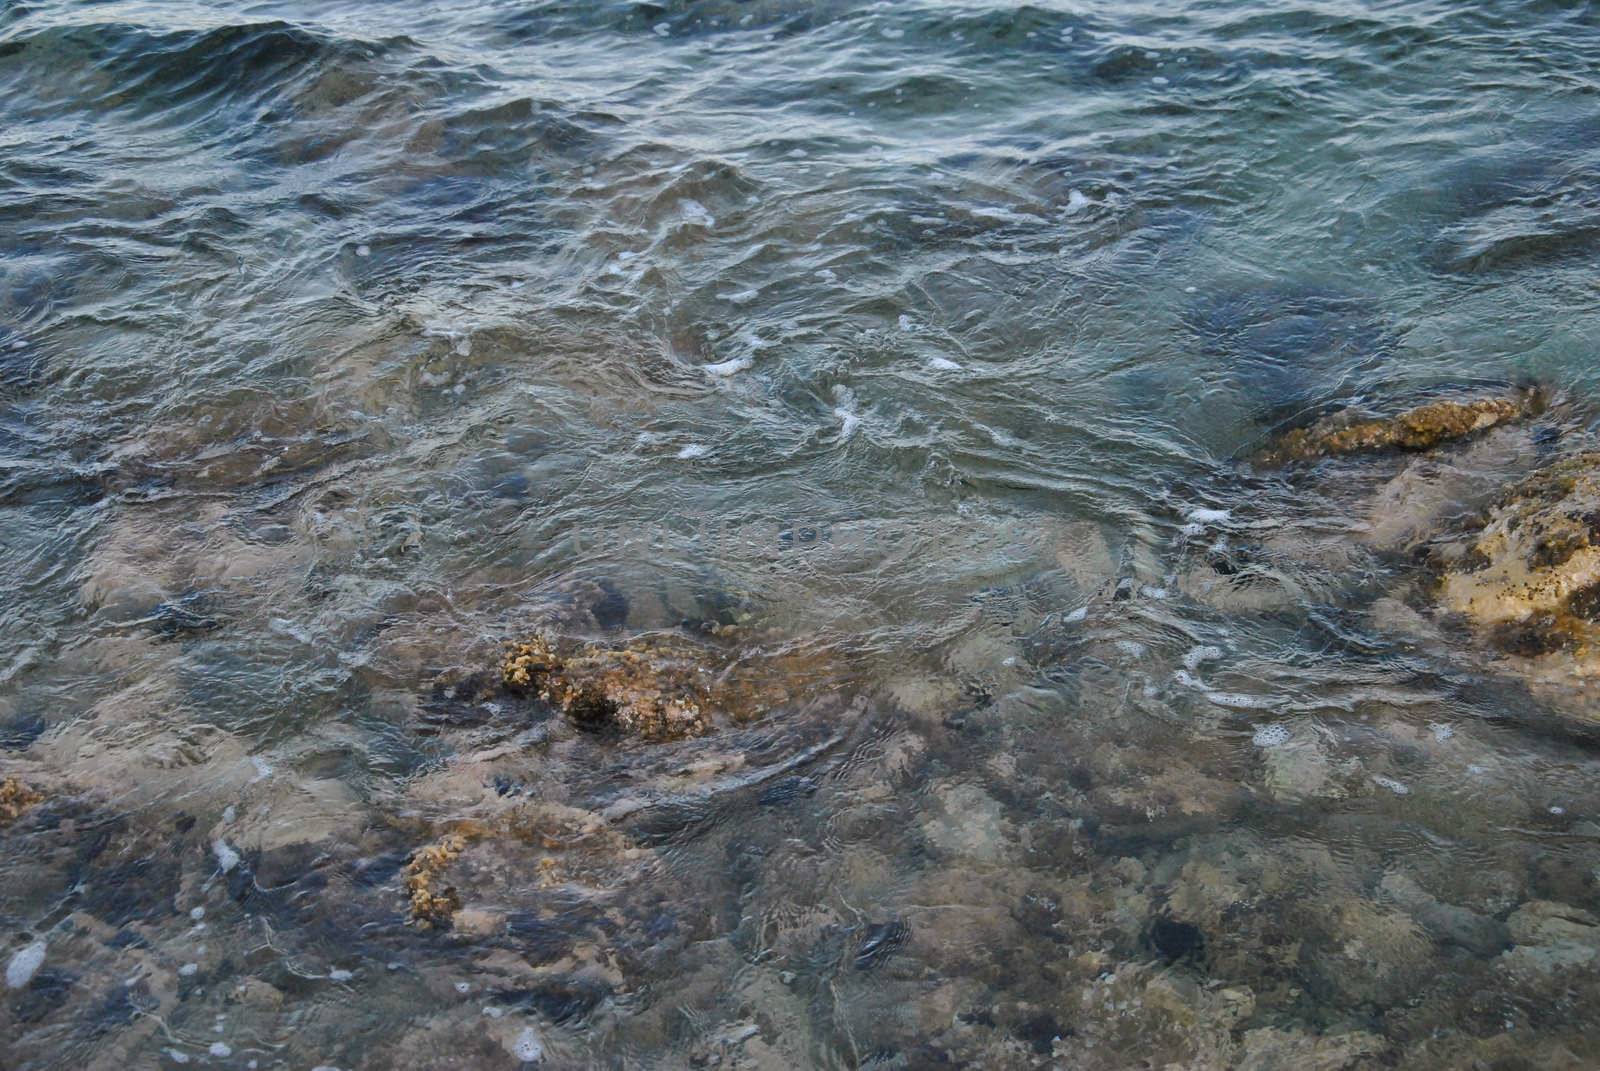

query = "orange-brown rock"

[
  {"left": 502, "top": 631, "right": 837, "bottom": 741},
  {"left": 403, "top": 831, "right": 473, "bottom": 927},
  {"left": 1261, "top": 390, "right": 1541, "bottom": 464},
  {"left": 0, "top": 776, "right": 44, "bottom": 826},
  {"left": 1439, "top": 451, "right": 1600, "bottom": 677}
]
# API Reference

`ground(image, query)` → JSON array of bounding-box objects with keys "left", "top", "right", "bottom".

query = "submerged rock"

[
  {"left": 1260, "top": 389, "right": 1542, "bottom": 464},
  {"left": 1439, "top": 452, "right": 1600, "bottom": 675},
  {"left": 403, "top": 831, "right": 472, "bottom": 928},
  {"left": 0, "top": 776, "right": 44, "bottom": 826},
  {"left": 501, "top": 631, "right": 836, "bottom": 741},
  {"left": 503, "top": 634, "right": 710, "bottom": 740}
]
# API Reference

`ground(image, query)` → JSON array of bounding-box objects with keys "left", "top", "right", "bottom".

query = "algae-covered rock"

[
  {"left": 504, "top": 634, "right": 711, "bottom": 740},
  {"left": 1260, "top": 389, "right": 1541, "bottom": 464},
  {"left": 0, "top": 776, "right": 44, "bottom": 826},
  {"left": 1439, "top": 452, "right": 1600, "bottom": 674},
  {"left": 502, "top": 631, "right": 836, "bottom": 741},
  {"left": 404, "top": 831, "right": 472, "bottom": 927}
]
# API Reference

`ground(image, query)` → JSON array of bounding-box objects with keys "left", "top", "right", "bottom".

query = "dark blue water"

[{"left": 4, "top": 1, "right": 1600, "bottom": 1067}]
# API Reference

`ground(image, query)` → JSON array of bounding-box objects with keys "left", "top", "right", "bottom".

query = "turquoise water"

[{"left": 4, "top": 1, "right": 1600, "bottom": 1067}]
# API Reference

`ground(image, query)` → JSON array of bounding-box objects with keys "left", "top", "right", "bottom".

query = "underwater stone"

[
  {"left": 1260, "top": 389, "right": 1542, "bottom": 464},
  {"left": 503, "top": 634, "right": 710, "bottom": 740},
  {"left": 403, "top": 832, "right": 472, "bottom": 928},
  {"left": 590, "top": 580, "right": 629, "bottom": 631},
  {"left": 501, "top": 631, "right": 836, "bottom": 741},
  {"left": 0, "top": 776, "right": 44, "bottom": 825}
]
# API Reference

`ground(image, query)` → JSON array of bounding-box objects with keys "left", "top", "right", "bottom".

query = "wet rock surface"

[
  {"left": 1439, "top": 452, "right": 1600, "bottom": 677},
  {"left": 1258, "top": 389, "right": 1542, "bottom": 464},
  {"left": 501, "top": 631, "right": 841, "bottom": 741},
  {"left": 0, "top": 776, "right": 43, "bottom": 826},
  {"left": 5, "top": 0, "right": 1600, "bottom": 1066}
]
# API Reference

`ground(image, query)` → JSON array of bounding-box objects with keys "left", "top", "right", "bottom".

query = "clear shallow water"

[{"left": 3, "top": 0, "right": 1600, "bottom": 1067}]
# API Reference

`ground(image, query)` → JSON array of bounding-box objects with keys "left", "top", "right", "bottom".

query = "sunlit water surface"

[{"left": 4, "top": 0, "right": 1600, "bottom": 1067}]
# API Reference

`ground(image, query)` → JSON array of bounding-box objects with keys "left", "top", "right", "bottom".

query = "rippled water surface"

[{"left": 5, "top": 0, "right": 1600, "bottom": 1067}]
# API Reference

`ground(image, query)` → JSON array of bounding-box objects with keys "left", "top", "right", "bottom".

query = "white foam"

[
  {"left": 927, "top": 356, "right": 962, "bottom": 371},
  {"left": 1550, "top": 805, "right": 1566, "bottom": 816},
  {"left": 679, "top": 199, "right": 715, "bottom": 228},
  {"left": 969, "top": 205, "right": 1030, "bottom": 223},
  {"left": 1182, "top": 645, "right": 1223, "bottom": 672},
  {"left": 815, "top": 269, "right": 837, "bottom": 282},
  {"left": 1251, "top": 724, "right": 1291, "bottom": 748},
  {"left": 1065, "top": 189, "right": 1090, "bottom": 214},
  {"left": 189, "top": 907, "right": 205, "bottom": 921},
  {"left": 269, "top": 618, "right": 312, "bottom": 644},
  {"left": 676, "top": 444, "right": 710, "bottom": 460},
  {"left": 167, "top": 1051, "right": 190, "bottom": 1065},
  {"left": 213, "top": 838, "right": 241, "bottom": 873},
  {"left": 720, "top": 288, "right": 759, "bottom": 305},
  {"left": 1062, "top": 605, "right": 1088, "bottom": 624},
  {"left": 1204, "top": 691, "right": 1276, "bottom": 710},
  {"left": 832, "top": 386, "right": 861, "bottom": 439},
  {"left": 1140, "top": 585, "right": 1169, "bottom": 600},
  {"left": 209, "top": 1043, "right": 232, "bottom": 1058},
  {"left": 6, "top": 941, "right": 46, "bottom": 989},
  {"left": 702, "top": 355, "right": 752, "bottom": 377},
  {"left": 898, "top": 314, "right": 918, "bottom": 332},
  {"left": 1372, "top": 776, "right": 1410, "bottom": 796},
  {"left": 249, "top": 756, "right": 273, "bottom": 782},
  {"left": 355, "top": 244, "right": 370, "bottom": 258},
  {"left": 329, "top": 968, "right": 354, "bottom": 982},
  {"left": 179, "top": 962, "right": 199, "bottom": 977},
  {"left": 1185, "top": 507, "right": 1232, "bottom": 524},
  {"left": 1173, "top": 669, "right": 1201, "bottom": 689},
  {"left": 1431, "top": 723, "right": 1455, "bottom": 742},
  {"left": 1114, "top": 639, "right": 1147, "bottom": 659},
  {"left": 512, "top": 1026, "right": 546, "bottom": 1062},
  {"left": 1151, "top": 75, "right": 1169, "bottom": 85}
]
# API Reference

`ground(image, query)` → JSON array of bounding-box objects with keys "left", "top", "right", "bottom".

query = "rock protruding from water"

[
  {"left": 1440, "top": 451, "right": 1600, "bottom": 673},
  {"left": 1260, "top": 389, "right": 1542, "bottom": 464},
  {"left": 501, "top": 632, "right": 834, "bottom": 741}
]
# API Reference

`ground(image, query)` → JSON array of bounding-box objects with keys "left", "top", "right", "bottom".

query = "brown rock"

[
  {"left": 0, "top": 776, "right": 44, "bottom": 826},
  {"left": 1260, "top": 390, "right": 1541, "bottom": 464}
]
